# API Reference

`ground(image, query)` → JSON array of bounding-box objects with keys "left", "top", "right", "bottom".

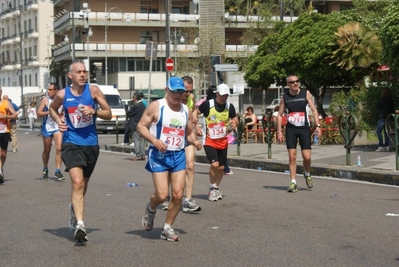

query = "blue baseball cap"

[{"left": 167, "top": 77, "right": 186, "bottom": 91}]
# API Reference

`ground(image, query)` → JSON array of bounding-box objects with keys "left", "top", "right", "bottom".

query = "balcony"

[
  {"left": 27, "top": 29, "right": 39, "bottom": 39},
  {"left": 53, "top": 41, "right": 258, "bottom": 61},
  {"left": 26, "top": 0, "right": 38, "bottom": 11}
]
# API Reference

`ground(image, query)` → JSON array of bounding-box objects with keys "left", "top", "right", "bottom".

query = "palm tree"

[{"left": 327, "top": 22, "right": 381, "bottom": 72}]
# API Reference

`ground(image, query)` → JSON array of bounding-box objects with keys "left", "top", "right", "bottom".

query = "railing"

[{"left": 53, "top": 42, "right": 259, "bottom": 57}]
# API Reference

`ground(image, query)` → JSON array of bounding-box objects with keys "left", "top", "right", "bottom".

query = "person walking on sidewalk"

[
  {"left": 37, "top": 83, "right": 65, "bottom": 181},
  {"left": 193, "top": 83, "right": 238, "bottom": 201},
  {"left": 139, "top": 76, "right": 201, "bottom": 241},
  {"left": 27, "top": 102, "right": 37, "bottom": 132},
  {"left": 128, "top": 91, "right": 146, "bottom": 161},
  {"left": 276, "top": 74, "right": 320, "bottom": 193},
  {"left": 49, "top": 61, "right": 112, "bottom": 243},
  {"left": 2, "top": 95, "right": 20, "bottom": 153},
  {"left": 375, "top": 87, "right": 394, "bottom": 152},
  {"left": 0, "top": 88, "right": 18, "bottom": 183}
]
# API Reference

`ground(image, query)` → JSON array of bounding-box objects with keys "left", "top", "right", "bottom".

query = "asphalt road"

[{"left": 1, "top": 130, "right": 399, "bottom": 267}]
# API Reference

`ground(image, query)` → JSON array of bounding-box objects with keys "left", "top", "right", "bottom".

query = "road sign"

[
  {"left": 165, "top": 57, "right": 174, "bottom": 72},
  {"left": 214, "top": 64, "right": 238, "bottom": 72}
]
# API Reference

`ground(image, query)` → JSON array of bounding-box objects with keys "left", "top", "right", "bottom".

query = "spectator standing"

[
  {"left": 122, "top": 97, "right": 133, "bottom": 146},
  {"left": 0, "top": 88, "right": 18, "bottom": 183},
  {"left": 27, "top": 102, "right": 37, "bottom": 132},
  {"left": 375, "top": 87, "right": 394, "bottom": 152},
  {"left": 49, "top": 61, "right": 112, "bottom": 243},
  {"left": 2, "top": 95, "right": 20, "bottom": 153},
  {"left": 193, "top": 84, "right": 238, "bottom": 201},
  {"left": 128, "top": 91, "right": 147, "bottom": 161},
  {"left": 139, "top": 76, "right": 201, "bottom": 241},
  {"left": 37, "top": 83, "right": 65, "bottom": 181}
]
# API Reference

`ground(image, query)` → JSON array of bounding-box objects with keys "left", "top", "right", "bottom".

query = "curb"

[{"left": 104, "top": 145, "right": 399, "bottom": 186}]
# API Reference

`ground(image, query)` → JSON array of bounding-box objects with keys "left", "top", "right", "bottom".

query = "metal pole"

[
  {"left": 105, "top": 3, "right": 108, "bottom": 85},
  {"left": 87, "top": 28, "right": 90, "bottom": 82},
  {"left": 19, "top": 12, "right": 24, "bottom": 116},
  {"left": 280, "top": 0, "right": 284, "bottom": 21},
  {"left": 148, "top": 42, "right": 153, "bottom": 104},
  {"left": 165, "top": 0, "right": 170, "bottom": 81},
  {"left": 72, "top": 12, "right": 75, "bottom": 61}
]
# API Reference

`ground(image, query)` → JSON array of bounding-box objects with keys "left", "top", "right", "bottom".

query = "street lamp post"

[
  {"left": 80, "top": 3, "right": 91, "bottom": 81},
  {"left": 173, "top": 28, "right": 185, "bottom": 73},
  {"left": 104, "top": 3, "right": 131, "bottom": 85}
]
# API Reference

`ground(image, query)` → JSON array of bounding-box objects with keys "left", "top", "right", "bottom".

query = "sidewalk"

[{"left": 105, "top": 141, "right": 399, "bottom": 186}]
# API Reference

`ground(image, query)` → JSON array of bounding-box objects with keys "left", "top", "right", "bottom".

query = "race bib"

[
  {"left": 208, "top": 122, "right": 227, "bottom": 139},
  {"left": 0, "top": 121, "right": 7, "bottom": 133},
  {"left": 67, "top": 106, "right": 93, "bottom": 129},
  {"left": 161, "top": 127, "right": 185, "bottom": 150},
  {"left": 45, "top": 115, "right": 57, "bottom": 131},
  {"left": 288, "top": 112, "right": 306, "bottom": 127}
]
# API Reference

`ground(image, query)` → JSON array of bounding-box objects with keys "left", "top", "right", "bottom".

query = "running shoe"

[
  {"left": 0, "top": 172, "right": 3, "bottom": 184},
  {"left": 215, "top": 189, "right": 223, "bottom": 200},
  {"left": 224, "top": 170, "right": 233, "bottom": 175},
  {"left": 208, "top": 189, "right": 219, "bottom": 201},
  {"left": 55, "top": 171, "right": 65, "bottom": 181},
  {"left": 287, "top": 182, "right": 298, "bottom": 193},
  {"left": 303, "top": 173, "right": 313, "bottom": 188},
  {"left": 142, "top": 204, "right": 156, "bottom": 231},
  {"left": 182, "top": 199, "right": 201, "bottom": 213},
  {"left": 160, "top": 228, "right": 179, "bottom": 241},
  {"left": 74, "top": 224, "right": 88, "bottom": 243},
  {"left": 42, "top": 169, "right": 49, "bottom": 181},
  {"left": 69, "top": 203, "right": 77, "bottom": 231},
  {"left": 161, "top": 198, "right": 170, "bottom": 211}
]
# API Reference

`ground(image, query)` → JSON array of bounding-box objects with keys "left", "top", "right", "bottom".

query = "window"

[
  {"left": 140, "top": 31, "right": 158, "bottom": 44},
  {"left": 33, "top": 45, "right": 37, "bottom": 56},
  {"left": 29, "top": 74, "right": 31, "bottom": 86},
  {"left": 140, "top": 1, "right": 159, "bottom": 13},
  {"left": 127, "top": 59, "right": 135, "bottom": 71},
  {"left": 171, "top": 1, "right": 189, "bottom": 14},
  {"left": 35, "top": 73, "right": 37, "bottom": 86}
]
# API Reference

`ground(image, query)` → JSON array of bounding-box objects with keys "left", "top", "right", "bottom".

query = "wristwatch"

[
  {"left": 93, "top": 109, "right": 98, "bottom": 116},
  {"left": 316, "top": 123, "right": 321, "bottom": 127}
]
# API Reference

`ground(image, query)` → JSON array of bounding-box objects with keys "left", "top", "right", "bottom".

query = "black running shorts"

[{"left": 61, "top": 142, "right": 99, "bottom": 178}]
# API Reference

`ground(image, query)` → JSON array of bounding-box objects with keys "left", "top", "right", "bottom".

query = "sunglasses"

[
  {"left": 47, "top": 89, "right": 56, "bottom": 91},
  {"left": 184, "top": 90, "right": 193, "bottom": 94},
  {"left": 288, "top": 80, "right": 300, "bottom": 84},
  {"left": 169, "top": 89, "right": 185, "bottom": 94}
]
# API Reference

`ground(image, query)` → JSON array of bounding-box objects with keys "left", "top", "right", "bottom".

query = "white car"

[{"left": 265, "top": 98, "right": 280, "bottom": 114}]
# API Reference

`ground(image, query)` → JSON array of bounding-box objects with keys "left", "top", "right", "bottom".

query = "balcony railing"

[{"left": 53, "top": 42, "right": 259, "bottom": 57}]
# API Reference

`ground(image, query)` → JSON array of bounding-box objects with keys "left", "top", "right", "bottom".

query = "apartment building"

[
  {"left": 0, "top": 0, "right": 354, "bottom": 114},
  {"left": 0, "top": 0, "right": 53, "bottom": 107}
]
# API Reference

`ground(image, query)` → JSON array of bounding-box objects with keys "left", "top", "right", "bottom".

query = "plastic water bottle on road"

[
  {"left": 357, "top": 155, "right": 361, "bottom": 166},
  {"left": 314, "top": 130, "right": 319, "bottom": 146},
  {"left": 126, "top": 183, "right": 138, "bottom": 187}
]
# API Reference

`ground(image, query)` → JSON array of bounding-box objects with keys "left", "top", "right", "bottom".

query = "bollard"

[
  {"left": 338, "top": 111, "right": 359, "bottom": 166},
  {"left": 386, "top": 110, "right": 399, "bottom": 170},
  {"left": 262, "top": 113, "right": 276, "bottom": 159},
  {"left": 115, "top": 115, "right": 119, "bottom": 144},
  {"left": 236, "top": 116, "right": 245, "bottom": 156}
]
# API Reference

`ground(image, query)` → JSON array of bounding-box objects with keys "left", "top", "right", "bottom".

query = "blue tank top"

[{"left": 62, "top": 84, "right": 98, "bottom": 146}]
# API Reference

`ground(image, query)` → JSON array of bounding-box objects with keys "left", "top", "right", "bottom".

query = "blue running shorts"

[{"left": 145, "top": 147, "right": 186, "bottom": 173}]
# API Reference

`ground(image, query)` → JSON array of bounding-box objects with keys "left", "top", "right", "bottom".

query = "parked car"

[{"left": 265, "top": 98, "right": 280, "bottom": 114}]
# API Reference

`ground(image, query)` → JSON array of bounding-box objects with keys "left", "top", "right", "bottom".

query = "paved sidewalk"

[{"left": 105, "top": 141, "right": 399, "bottom": 186}]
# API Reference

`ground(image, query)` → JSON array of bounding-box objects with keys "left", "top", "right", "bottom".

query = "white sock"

[
  {"left": 77, "top": 220, "right": 84, "bottom": 226},
  {"left": 291, "top": 179, "right": 296, "bottom": 184},
  {"left": 164, "top": 223, "right": 171, "bottom": 230},
  {"left": 210, "top": 183, "right": 218, "bottom": 189},
  {"left": 304, "top": 171, "right": 310, "bottom": 176},
  {"left": 184, "top": 198, "right": 190, "bottom": 203}
]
